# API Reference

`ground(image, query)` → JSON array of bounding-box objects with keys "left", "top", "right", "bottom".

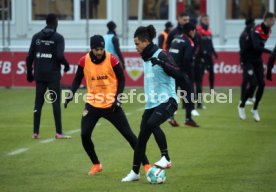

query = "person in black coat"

[{"left": 26, "top": 13, "right": 70, "bottom": 139}]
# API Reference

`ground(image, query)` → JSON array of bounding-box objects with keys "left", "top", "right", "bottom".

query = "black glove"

[
  {"left": 150, "top": 57, "right": 165, "bottom": 67},
  {"left": 64, "top": 93, "right": 73, "bottom": 108},
  {"left": 266, "top": 68, "right": 272, "bottom": 81},
  {"left": 64, "top": 64, "right": 70, "bottom": 73},
  {"left": 27, "top": 72, "right": 34, "bottom": 82}
]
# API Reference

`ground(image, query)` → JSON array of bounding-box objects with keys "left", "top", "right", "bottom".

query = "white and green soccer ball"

[{"left": 146, "top": 166, "right": 166, "bottom": 184}]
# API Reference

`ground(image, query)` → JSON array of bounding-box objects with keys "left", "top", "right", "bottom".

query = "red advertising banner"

[{"left": 0, "top": 51, "right": 275, "bottom": 87}]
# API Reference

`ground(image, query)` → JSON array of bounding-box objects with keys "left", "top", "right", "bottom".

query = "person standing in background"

[
  {"left": 197, "top": 14, "right": 218, "bottom": 93},
  {"left": 239, "top": 18, "right": 256, "bottom": 105},
  {"left": 104, "top": 21, "right": 125, "bottom": 69},
  {"left": 166, "top": 12, "right": 190, "bottom": 50},
  {"left": 26, "top": 13, "right": 71, "bottom": 139},
  {"left": 158, "top": 21, "right": 173, "bottom": 50}
]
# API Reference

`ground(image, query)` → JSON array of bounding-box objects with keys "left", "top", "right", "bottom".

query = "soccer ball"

[{"left": 146, "top": 166, "right": 166, "bottom": 184}]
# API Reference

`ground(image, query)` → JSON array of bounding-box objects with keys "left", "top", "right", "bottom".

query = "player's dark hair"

[
  {"left": 134, "top": 25, "right": 156, "bottom": 42},
  {"left": 183, "top": 22, "right": 196, "bottom": 35},
  {"left": 264, "top": 12, "right": 275, "bottom": 20},
  {"left": 46, "top": 13, "right": 57, "bottom": 26},
  {"left": 179, "top": 12, "right": 189, "bottom": 17}
]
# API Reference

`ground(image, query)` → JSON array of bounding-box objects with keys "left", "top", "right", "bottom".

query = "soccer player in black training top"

[
  {"left": 239, "top": 18, "right": 256, "bottom": 105},
  {"left": 64, "top": 35, "right": 150, "bottom": 175},
  {"left": 238, "top": 12, "right": 275, "bottom": 122},
  {"left": 169, "top": 22, "right": 200, "bottom": 127},
  {"left": 166, "top": 12, "right": 190, "bottom": 50},
  {"left": 26, "top": 13, "right": 71, "bottom": 139},
  {"left": 166, "top": 12, "right": 190, "bottom": 127}
]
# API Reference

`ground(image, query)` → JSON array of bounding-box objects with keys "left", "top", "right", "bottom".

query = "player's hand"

[
  {"left": 266, "top": 69, "right": 272, "bottom": 81},
  {"left": 64, "top": 94, "right": 73, "bottom": 108},
  {"left": 150, "top": 57, "right": 165, "bottom": 67},
  {"left": 64, "top": 65, "right": 70, "bottom": 73},
  {"left": 27, "top": 73, "right": 34, "bottom": 82}
]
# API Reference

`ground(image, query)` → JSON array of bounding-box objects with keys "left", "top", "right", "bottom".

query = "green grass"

[{"left": 0, "top": 88, "right": 276, "bottom": 192}]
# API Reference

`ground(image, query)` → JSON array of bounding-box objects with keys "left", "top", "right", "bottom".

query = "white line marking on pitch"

[
  {"left": 66, "top": 129, "right": 80, "bottom": 134},
  {"left": 125, "top": 112, "right": 132, "bottom": 116},
  {"left": 40, "top": 138, "right": 55, "bottom": 144},
  {"left": 8, "top": 148, "right": 29, "bottom": 156},
  {"left": 96, "top": 123, "right": 101, "bottom": 126}
]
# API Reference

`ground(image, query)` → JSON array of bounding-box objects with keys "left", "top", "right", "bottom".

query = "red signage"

[{"left": 0, "top": 51, "right": 275, "bottom": 87}]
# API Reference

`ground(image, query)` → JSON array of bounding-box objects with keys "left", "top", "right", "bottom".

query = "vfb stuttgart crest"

[{"left": 125, "top": 57, "right": 144, "bottom": 81}]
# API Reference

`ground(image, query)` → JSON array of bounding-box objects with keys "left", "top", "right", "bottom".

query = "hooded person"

[
  {"left": 26, "top": 13, "right": 70, "bottom": 139},
  {"left": 158, "top": 21, "right": 173, "bottom": 50},
  {"left": 104, "top": 21, "right": 125, "bottom": 69}
]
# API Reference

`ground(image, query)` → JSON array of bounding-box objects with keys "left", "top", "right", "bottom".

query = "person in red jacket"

[
  {"left": 238, "top": 12, "right": 275, "bottom": 122},
  {"left": 196, "top": 14, "right": 218, "bottom": 93}
]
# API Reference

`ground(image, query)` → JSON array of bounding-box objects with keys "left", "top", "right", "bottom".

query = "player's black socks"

[
  {"left": 161, "top": 149, "right": 170, "bottom": 161},
  {"left": 132, "top": 164, "right": 140, "bottom": 174}
]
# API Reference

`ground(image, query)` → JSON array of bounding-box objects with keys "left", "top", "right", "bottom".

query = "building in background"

[{"left": 0, "top": 0, "right": 275, "bottom": 51}]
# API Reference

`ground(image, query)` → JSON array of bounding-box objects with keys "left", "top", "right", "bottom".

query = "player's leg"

[
  {"left": 122, "top": 109, "right": 154, "bottom": 182},
  {"left": 33, "top": 81, "right": 47, "bottom": 138},
  {"left": 239, "top": 62, "right": 257, "bottom": 120},
  {"left": 47, "top": 81, "right": 64, "bottom": 137},
  {"left": 104, "top": 107, "right": 150, "bottom": 167},
  {"left": 179, "top": 76, "right": 199, "bottom": 127},
  {"left": 240, "top": 63, "right": 257, "bottom": 108},
  {"left": 241, "top": 66, "right": 248, "bottom": 101},
  {"left": 81, "top": 104, "right": 101, "bottom": 174},
  {"left": 132, "top": 109, "right": 154, "bottom": 173},
  {"left": 147, "top": 98, "right": 177, "bottom": 166},
  {"left": 207, "top": 57, "right": 215, "bottom": 91},
  {"left": 194, "top": 59, "right": 204, "bottom": 108},
  {"left": 251, "top": 63, "right": 265, "bottom": 121}
]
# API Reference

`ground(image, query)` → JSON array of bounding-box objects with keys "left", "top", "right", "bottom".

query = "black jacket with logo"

[
  {"left": 243, "top": 23, "right": 272, "bottom": 62},
  {"left": 169, "top": 33, "right": 195, "bottom": 78},
  {"left": 26, "top": 26, "right": 69, "bottom": 82}
]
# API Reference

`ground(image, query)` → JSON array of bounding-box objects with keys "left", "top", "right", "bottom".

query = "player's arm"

[
  {"left": 56, "top": 35, "right": 70, "bottom": 72},
  {"left": 111, "top": 55, "right": 125, "bottom": 107},
  {"left": 158, "top": 34, "right": 164, "bottom": 48},
  {"left": 64, "top": 57, "right": 85, "bottom": 108},
  {"left": 251, "top": 31, "right": 271, "bottom": 54},
  {"left": 151, "top": 51, "right": 182, "bottom": 80},
  {"left": 166, "top": 30, "right": 175, "bottom": 50},
  {"left": 183, "top": 44, "right": 194, "bottom": 68},
  {"left": 210, "top": 36, "right": 218, "bottom": 58},
  {"left": 267, "top": 45, "right": 276, "bottom": 81},
  {"left": 70, "top": 66, "right": 84, "bottom": 95},
  {"left": 26, "top": 35, "right": 36, "bottom": 82},
  {"left": 268, "top": 45, "right": 276, "bottom": 70},
  {"left": 112, "top": 36, "right": 125, "bottom": 69}
]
